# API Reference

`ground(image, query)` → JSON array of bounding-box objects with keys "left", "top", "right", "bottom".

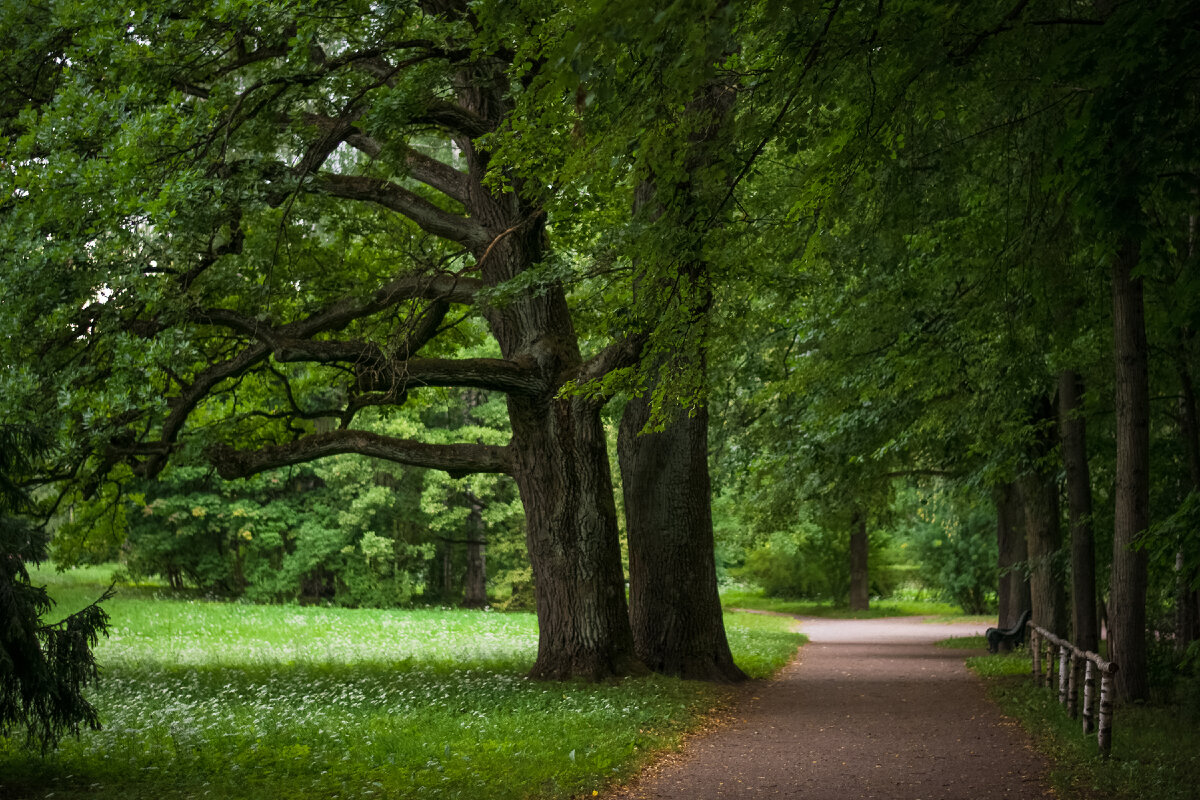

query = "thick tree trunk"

[
  {"left": 1019, "top": 467, "right": 1068, "bottom": 638},
  {"left": 849, "top": 510, "right": 870, "bottom": 612},
  {"left": 1059, "top": 370, "right": 1099, "bottom": 653},
  {"left": 487, "top": 242, "right": 639, "bottom": 677},
  {"left": 619, "top": 392, "right": 746, "bottom": 682},
  {"left": 995, "top": 482, "right": 1031, "bottom": 630},
  {"left": 450, "top": 66, "right": 641, "bottom": 679},
  {"left": 463, "top": 494, "right": 487, "bottom": 609},
  {"left": 1111, "top": 238, "right": 1151, "bottom": 701},
  {"left": 615, "top": 78, "right": 743, "bottom": 683},
  {"left": 511, "top": 392, "right": 640, "bottom": 679}
]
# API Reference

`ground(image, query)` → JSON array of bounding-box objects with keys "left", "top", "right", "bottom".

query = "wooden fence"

[{"left": 1028, "top": 622, "right": 1119, "bottom": 756}]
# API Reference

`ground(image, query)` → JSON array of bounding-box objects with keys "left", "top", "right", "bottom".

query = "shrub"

[{"left": 893, "top": 484, "right": 997, "bottom": 614}]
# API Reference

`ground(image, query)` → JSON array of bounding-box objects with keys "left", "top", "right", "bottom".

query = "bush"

[
  {"left": 126, "top": 461, "right": 435, "bottom": 606},
  {"left": 893, "top": 484, "right": 997, "bottom": 614},
  {"left": 733, "top": 524, "right": 902, "bottom": 603}
]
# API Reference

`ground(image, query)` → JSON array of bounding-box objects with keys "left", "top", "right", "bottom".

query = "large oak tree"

[{"left": 3, "top": 0, "right": 656, "bottom": 680}]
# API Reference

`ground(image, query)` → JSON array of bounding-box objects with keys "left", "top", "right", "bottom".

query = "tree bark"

[
  {"left": 469, "top": 221, "right": 639, "bottom": 678},
  {"left": 616, "top": 78, "right": 744, "bottom": 683},
  {"left": 995, "top": 482, "right": 1031, "bottom": 631},
  {"left": 1058, "top": 370, "right": 1099, "bottom": 653},
  {"left": 512, "top": 390, "right": 640, "bottom": 679},
  {"left": 463, "top": 494, "right": 487, "bottom": 609},
  {"left": 1111, "top": 238, "right": 1151, "bottom": 701},
  {"left": 455, "top": 60, "right": 639, "bottom": 680},
  {"left": 1019, "top": 469, "right": 1067, "bottom": 637},
  {"left": 849, "top": 510, "right": 870, "bottom": 611},
  {"left": 619, "top": 390, "right": 746, "bottom": 682}
]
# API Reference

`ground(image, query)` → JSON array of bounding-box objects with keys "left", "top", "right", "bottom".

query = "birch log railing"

[{"left": 1029, "top": 622, "right": 1119, "bottom": 756}]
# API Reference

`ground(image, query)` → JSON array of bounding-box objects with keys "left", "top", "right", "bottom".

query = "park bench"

[{"left": 985, "top": 608, "right": 1030, "bottom": 653}]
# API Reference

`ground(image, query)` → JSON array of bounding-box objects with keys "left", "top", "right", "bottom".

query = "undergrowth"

[
  {"left": 1, "top": 564, "right": 805, "bottom": 800},
  {"left": 964, "top": 648, "right": 1200, "bottom": 800}
]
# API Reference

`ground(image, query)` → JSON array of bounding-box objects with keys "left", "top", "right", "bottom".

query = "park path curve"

[{"left": 605, "top": 615, "right": 1051, "bottom": 800}]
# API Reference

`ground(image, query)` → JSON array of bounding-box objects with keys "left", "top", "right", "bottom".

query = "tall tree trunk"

[
  {"left": 1111, "top": 238, "right": 1151, "bottom": 701},
  {"left": 620, "top": 391, "right": 746, "bottom": 682},
  {"left": 1059, "top": 370, "right": 1099, "bottom": 652},
  {"left": 1019, "top": 395, "right": 1068, "bottom": 637},
  {"left": 1019, "top": 468, "right": 1068, "bottom": 637},
  {"left": 995, "top": 482, "right": 1031, "bottom": 629},
  {"left": 510, "top": 391, "right": 640, "bottom": 680},
  {"left": 486, "top": 279, "right": 639, "bottom": 680},
  {"left": 618, "top": 79, "right": 744, "bottom": 682},
  {"left": 453, "top": 67, "right": 641, "bottom": 680},
  {"left": 463, "top": 493, "right": 487, "bottom": 609},
  {"left": 849, "top": 510, "right": 870, "bottom": 611}
]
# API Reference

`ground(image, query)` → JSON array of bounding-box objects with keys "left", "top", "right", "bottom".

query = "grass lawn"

[
  {"left": 720, "top": 587, "right": 987, "bottom": 621},
  {"left": 961, "top": 647, "right": 1200, "bottom": 800},
  {"left": 2, "top": 565, "right": 804, "bottom": 800}
]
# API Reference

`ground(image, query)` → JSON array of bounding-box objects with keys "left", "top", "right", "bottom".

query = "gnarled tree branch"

[
  {"left": 316, "top": 172, "right": 488, "bottom": 247},
  {"left": 576, "top": 334, "right": 646, "bottom": 385},
  {"left": 143, "top": 274, "right": 481, "bottom": 475},
  {"left": 195, "top": 273, "right": 481, "bottom": 342},
  {"left": 417, "top": 100, "right": 492, "bottom": 138},
  {"left": 209, "top": 429, "right": 513, "bottom": 479},
  {"left": 302, "top": 112, "right": 470, "bottom": 203}
]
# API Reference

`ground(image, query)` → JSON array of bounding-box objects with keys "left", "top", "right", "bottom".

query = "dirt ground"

[{"left": 604, "top": 615, "right": 1052, "bottom": 800}]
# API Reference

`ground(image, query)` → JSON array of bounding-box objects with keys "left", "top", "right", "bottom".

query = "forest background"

[{"left": 2, "top": 0, "right": 1199, "bottom": 745}]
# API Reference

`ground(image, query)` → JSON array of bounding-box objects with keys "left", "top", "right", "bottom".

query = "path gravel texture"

[{"left": 607, "top": 615, "right": 1051, "bottom": 800}]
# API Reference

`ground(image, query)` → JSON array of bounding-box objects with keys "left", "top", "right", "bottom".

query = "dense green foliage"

[
  {"left": 0, "top": 425, "right": 111, "bottom": 750},
  {"left": 126, "top": 462, "right": 432, "bottom": 605},
  {"left": 0, "top": 0, "right": 1197, "bottom": 702},
  {"left": 1, "top": 566, "right": 803, "bottom": 799},
  {"left": 729, "top": 521, "right": 900, "bottom": 602},
  {"left": 892, "top": 485, "right": 998, "bottom": 614},
  {"left": 713, "top": 481, "right": 993, "bottom": 613},
  {"left": 53, "top": 388, "right": 528, "bottom": 608},
  {"left": 0, "top": 519, "right": 112, "bottom": 751}
]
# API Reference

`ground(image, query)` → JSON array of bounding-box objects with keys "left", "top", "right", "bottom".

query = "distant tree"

[{"left": 894, "top": 483, "right": 998, "bottom": 616}]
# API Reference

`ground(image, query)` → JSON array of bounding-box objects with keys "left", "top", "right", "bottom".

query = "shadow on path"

[{"left": 606, "top": 615, "right": 1049, "bottom": 799}]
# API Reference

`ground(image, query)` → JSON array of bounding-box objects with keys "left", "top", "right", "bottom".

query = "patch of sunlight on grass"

[{"left": 720, "top": 588, "right": 964, "bottom": 619}]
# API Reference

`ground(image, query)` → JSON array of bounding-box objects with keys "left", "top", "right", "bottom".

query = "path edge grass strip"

[{"left": 959, "top": 646, "right": 1200, "bottom": 800}]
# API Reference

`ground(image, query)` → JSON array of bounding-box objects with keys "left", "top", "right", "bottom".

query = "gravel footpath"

[{"left": 605, "top": 615, "right": 1051, "bottom": 799}]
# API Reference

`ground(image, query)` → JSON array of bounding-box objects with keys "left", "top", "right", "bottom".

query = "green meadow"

[
  {"left": 1, "top": 565, "right": 803, "bottom": 800},
  {"left": 719, "top": 587, "right": 978, "bottom": 620}
]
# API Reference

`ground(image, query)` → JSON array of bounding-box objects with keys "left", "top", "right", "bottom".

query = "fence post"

[
  {"left": 1039, "top": 635, "right": 1049, "bottom": 688},
  {"left": 1098, "top": 669, "right": 1115, "bottom": 757},
  {"left": 1067, "top": 652, "right": 1080, "bottom": 719},
  {"left": 1082, "top": 659, "right": 1096, "bottom": 733},
  {"left": 1058, "top": 645, "right": 1071, "bottom": 707},
  {"left": 1047, "top": 638, "right": 1057, "bottom": 689}
]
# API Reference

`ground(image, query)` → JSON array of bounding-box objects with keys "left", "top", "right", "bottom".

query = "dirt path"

[{"left": 606, "top": 615, "right": 1050, "bottom": 799}]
